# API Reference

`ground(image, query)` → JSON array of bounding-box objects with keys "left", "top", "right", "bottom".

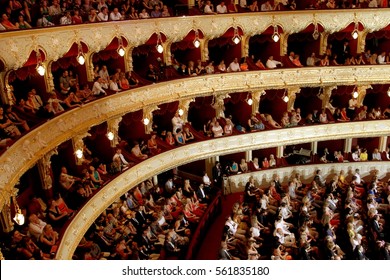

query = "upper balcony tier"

[{"left": 1, "top": 9, "right": 390, "bottom": 71}]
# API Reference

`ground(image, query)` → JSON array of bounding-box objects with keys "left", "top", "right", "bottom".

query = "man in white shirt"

[
  {"left": 28, "top": 214, "right": 47, "bottom": 240},
  {"left": 92, "top": 77, "right": 108, "bottom": 96},
  {"left": 354, "top": 169, "right": 364, "bottom": 185},
  {"left": 261, "top": 0, "right": 273, "bottom": 11},
  {"left": 216, "top": 1, "right": 228, "bottom": 13},
  {"left": 204, "top": 1, "right": 216, "bottom": 14},
  {"left": 109, "top": 8, "right": 123, "bottom": 21},
  {"left": 97, "top": 7, "right": 109, "bottom": 21},
  {"left": 266, "top": 56, "right": 282, "bottom": 69},
  {"left": 60, "top": 11, "right": 72, "bottom": 25},
  {"left": 377, "top": 51, "right": 387, "bottom": 64},
  {"left": 112, "top": 148, "right": 129, "bottom": 169},
  {"left": 227, "top": 58, "right": 241, "bottom": 72},
  {"left": 171, "top": 112, "right": 184, "bottom": 134},
  {"left": 368, "top": 0, "right": 378, "bottom": 7}
]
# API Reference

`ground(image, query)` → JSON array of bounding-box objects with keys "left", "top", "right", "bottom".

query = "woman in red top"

[
  {"left": 262, "top": 157, "right": 270, "bottom": 169},
  {"left": 165, "top": 131, "right": 175, "bottom": 146},
  {"left": 72, "top": 9, "right": 83, "bottom": 24}
]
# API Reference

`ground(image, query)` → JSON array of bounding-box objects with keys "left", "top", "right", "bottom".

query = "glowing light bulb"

[
  {"left": 283, "top": 95, "right": 289, "bottom": 103},
  {"left": 353, "top": 91, "right": 359, "bottom": 98},
  {"left": 143, "top": 118, "right": 150, "bottom": 125},
  {"left": 118, "top": 47, "right": 125, "bottom": 57},
  {"left": 107, "top": 132, "right": 114, "bottom": 141},
  {"left": 272, "top": 33, "right": 280, "bottom": 43},
  {"left": 193, "top": 38, "right": 200, "bottom": 48},
  {"left": 36, "top": 63, "right": 45, "bottom": 76},
  {"left": 77, "top": 54, "right": 85, "bottom": 65},
  {"left": 75, "top": 149, "right": 83, "bottom": 159},
  {"left": 247, "top": 98, "right": 253, "bottom": 105},
  {"left": 156, "top": 44, "right": 164, "bottom": 54},
  {"left": 351, "top": 30, "right": 358, "bottom": 40},
  {"left": 178, "top": 109, "right": 184, "bottom": 116},
  {"left": 13, "top": 211, "right": 25, "bottom": 226}
]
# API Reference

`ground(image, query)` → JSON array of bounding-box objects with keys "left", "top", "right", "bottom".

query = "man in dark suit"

[{"left": 196, "top": 184, "right": 209, "bottom": 203}]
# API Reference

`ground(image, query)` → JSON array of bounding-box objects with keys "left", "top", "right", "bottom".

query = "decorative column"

[
  {"left": 318, "top": 86, "right": 337, "bottom": 114},
  {"left": 0, "top": 203, "right": 13, "bottom": 233},
  {"left": 72, "top": 131, "right": 92, "bottom": 165},
  {"left": 287, "top": 86, "right": 300, "bottom": 112},
  {"left": 356, "top": 85, "right": 372, "bottom": 108},
  {"left": 357, "top": 30, "right": 368, "bottom": 54},
  {"left": 245, "top": 150, "right": 252, "bottom": 162},
  {"left": 86, "top": 52, "right": 95, "bottom": 83},
  {"left": 178, "top": 98, "right": 194, "bottom": 123},
  {"left": 162, "top": 41, "right": 172, "bottom": 66},
  {"left": 212, "top": 93, "right": 231, "bottom": 119},
  {"left": 280, "top": 33, "right": 289, "bottom": 56},
  {"left": 379, "top": 136, "right": 388, "bottom": 152},
  {"left": 37, "top": 60, "right": 53, "bottom": 93},
  {"left": 143, "top": 105, "right": 160, "bottom": 134},
  {"left": 251, "top": 90, "right": 265, "bottom": 114},
  {"left": 107, "top": 116, "right": 123, "bottom": 147},
  {"left": 37, "top": 148, "right": 58, "bottom": 200},
  {"left": 205, "top": 156, "right": 218, "bottom": 180},
  {"left": 344, "top": 138, "right": 352, "bottom": 153},
  {"left": 241, "top": 34, "right": 250, "bottom": 58},
  {"left": 276, "top": 146, "right": 284, "bottom": 158},
  {"left": 319, "top": 32, "right": 329, "bottom": 56},
  {"left": 123, "top": 46, "right": 133, "bottom": 73},
  {"left": 311, "top": 141, "right": 318, "bottom": 155},
  {"left": 0, "top": 72, "right": 10, "bottom": 105},
  {"left": 201, "top": 37, "right": 210, "bottom": 62}
]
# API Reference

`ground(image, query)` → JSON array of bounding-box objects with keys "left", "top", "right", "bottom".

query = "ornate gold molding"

[
  {"left": 56, "top": 124, "right": 390, "bottom": 259},
  {"left": 1, "top": 67, "right": 390, "bottom": 209},
  {"left": 227, "top": 161, "right": 390, "bottom": 193},
  {"left": 1, "top": 9, "right": 390, "bottom": 70}
]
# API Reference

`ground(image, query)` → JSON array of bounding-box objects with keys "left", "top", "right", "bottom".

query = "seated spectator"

[
  {"left": 224, "top": 118, "right": 234, "bottom": 135},
  {"left": 39, "top": 224, "right": 59, "bottom": 255},
  {"left": 146, "top": 64, "right": 159, "bottom": 82},
  {"left": 165, "top": 131, "right": 175, "bottom": 146},
  {"left": 262, "top": 157, "right": 270, "bottom": 169},
  {"left": 319, "top": 109, "right": 329, "bottom": 124},
  {"left": 1, "top": 13, "right": 17, "bottom": 30},
  {"left": 261, "top": 0, "right": 273, "bottom": 11},
  {"left": 139, "top": 8, "right": 150, "bottom": 18},
  {"left": 255, "top": 59, "right": 266, "bottom": 70},
  {"left": 281, "top": 112, "right": 292, "bottom": 128},
  {"left": 28, "top": 214, "right": 47, "bottom": 240},
  {"left": 372, "top": 148, "right": 382, "bottom": 161},
  {"left": 110, "top": 7, "right": 123, "bottom": 21},
  {"left": 266, "top": 56, "right": 283, "bottom": 69},
  {"left": 151, "top": 5, "right": 162, "bottom": 18},
  {"left": 183, "top": 127, "right": 195, "bottom": 142},
  {"left": 92, "top": 76, "right": 108, "bottom": 96},
  {"left": 97, "top": 7, "right": 109, "bottom": 21},
  {"left": 360, "top": 148, "right": 368, "bottom": 161},
  {"left": 216, "top": 1, "right": 228, "bottom": 13},
  {"left": 4, "top": 105, "right": 29, "bottom": 132},
  {"left": 131, "top": 142, "right": 148, "bottom": 160},
  {"left": 306, "top": 53, "right": 320, "bottom": 67},
  {"left": 112, "top": 148, "right": 130, "bottom": 171},
  {"left": 211, "top": 121, "right": 224, "bottom": 137},
  {"left": 248, "top": 114, "right": 265, "bottom": 131},
  {"left": 15, "top": 15, "right": 31, "bottom": 29},
  {"left": 269, "top": 154, "right": 276, "bottom": 167},
  {"left": 292, "top": 55, "right": 303, "bottom": 67},
  {"left": 239, "top": 158, "right": 248, "bottom": 173},
  {"left": 175, "top": 128, "right": 186, "bottom": 145},
  {"left": 204, "top": 0, "right": 216, "bottom": 14},
  {"left": 60, "top": 10, "right": 72, "bottom": 25},
  {"left": 217, "top": 60, "right": 227, "bottom": 72},
  {"left": 320, "top": 55, "right": 330, "bottom": 66},
  {"left": 147, "top": 134, "right": 161, "bottom": 154},
  {"left": 0, "top": 106, "right": 21, "bottom": 138},
  {"left": 161, "top": 5, "right": 170, "bottom": 17}
]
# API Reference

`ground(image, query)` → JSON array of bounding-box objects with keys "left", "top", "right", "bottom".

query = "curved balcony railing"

[
  {"left": 56, "top": 131, "right": 390, "bottom": 259},
  {"left": 1, "top": 9, "right": 390, "bottom": 70},
  {"left": 1, "top": 66, "right": 390, "bottom": 209}
]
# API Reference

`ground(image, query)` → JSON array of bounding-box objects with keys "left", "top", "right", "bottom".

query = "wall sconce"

[
  {"left": 351, "top": 22, "right": 359, "bottom": 40},
  {"left": 352, "top": 86, "right": 359, "bottom": 98},
  {"left": 107, "top": 131, "right": 114, "bottom": 141},
  {"left": 312, "top": 22, "right": 320, "bottom": 40},
  {"left": 117, "top": 36, "right": 125, "bottom": 57},
  {"left": 232, "top": 27, "right": 241, "bottom": 45},
  {"left": 246, "top": 93, "right": 253, "bottom": 105},
  {"left": 272, "top": 25, "right": 280, "bottom": 43},
  {"left": 193, "top": 30, "right": 200, "bottom": 48},
  {"left": 36, "top": 50, "right": 45, "bottom": 76},
  {"left": 143, "top": 117, "right": 150, "bottom": 125},
  {"left": 387, "top": 87, "right": 390, "bottom": 97},
  {"left": 282, "top": 89, "right": 289, "bottom": 102},
  {"left": 178, "top": 109, "right": 184, "bottom": 116},
  {"left": 75, "top": 149, "right": 83, "bottom": 159},
  {"left": 156, "top": 33, "right": 164, "bottom": 54},
  {"left": 76, "top": 43, "right": 85, "bottom": 65}
]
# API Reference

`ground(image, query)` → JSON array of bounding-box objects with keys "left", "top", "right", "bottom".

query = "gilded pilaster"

[
  {"left": 107, "top": 116, "right": 123, "bottom": 147},
  {"left": 72, "top": 131, "right": 92, "bottom": 165},
  {"left": 379, "top": 136, "right": 388, "bottom": 152},
  {"left": 287, "top": 86, "right": 300, "bottom": 112},
  {"left": 319, "top": 86, "right": 337, "bottom": 114},
  {"left": 143, "top": 105, "right": 160, "bottom": 134},
  {"left": 356, "top": 85, "right": 371, "bottom": 108},
  {"left": 37, "top": 148, "right": 58, "bottom": 194},
  {"left": 178, "top": 98, "right": 194, "bottom": 123},
  {"left": 251, "top": 90, "right": 265, "bottom": 115}
]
